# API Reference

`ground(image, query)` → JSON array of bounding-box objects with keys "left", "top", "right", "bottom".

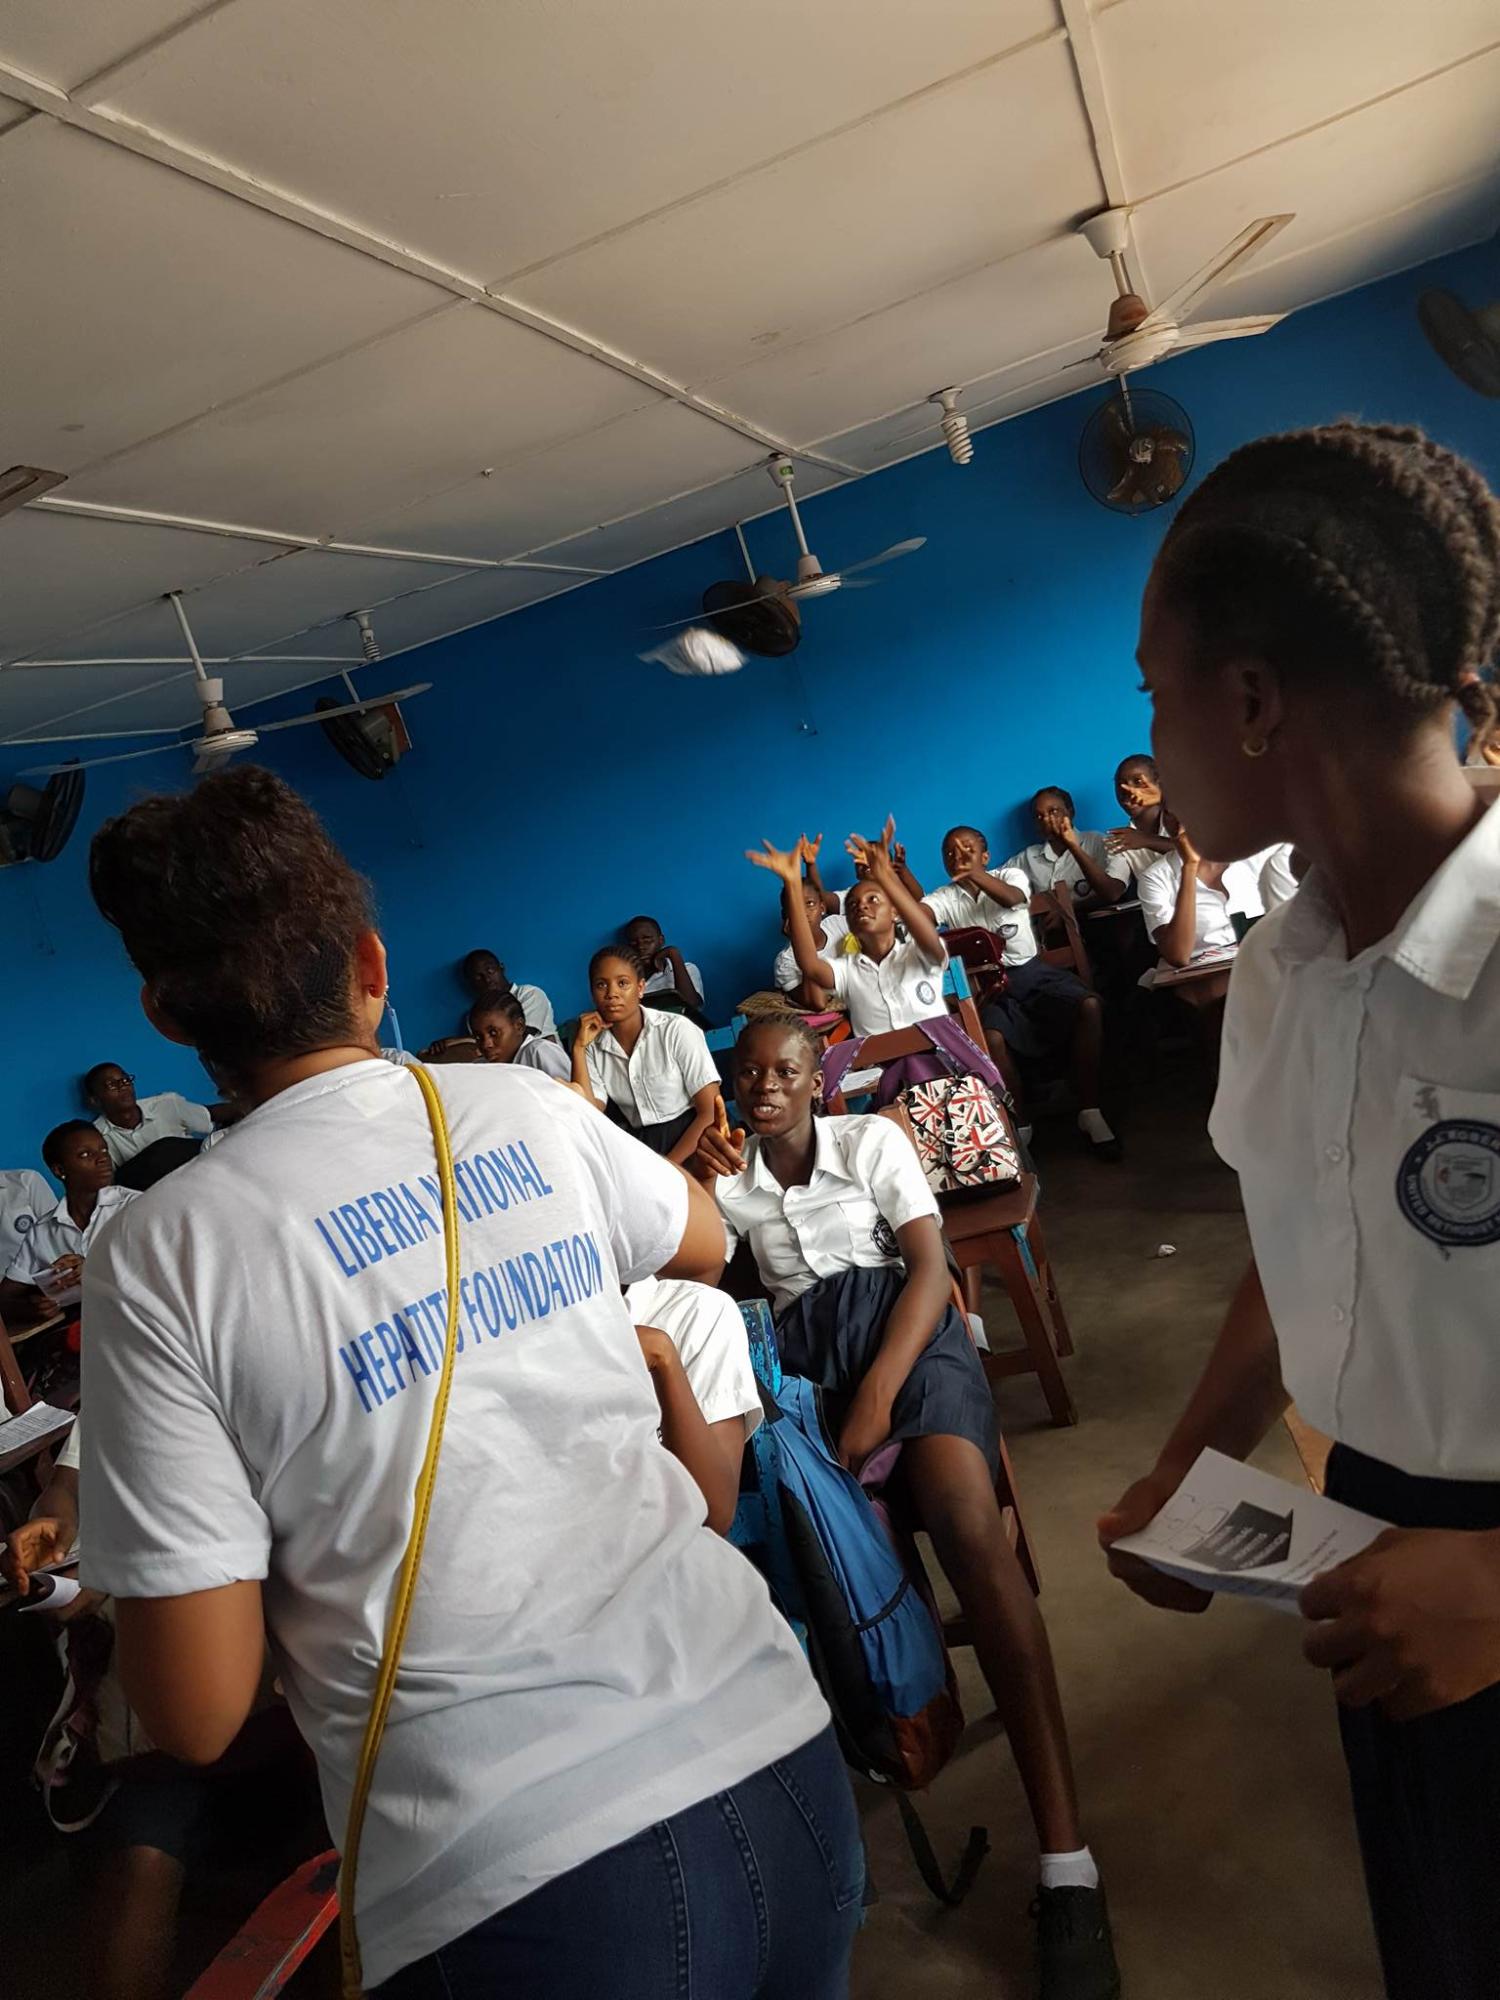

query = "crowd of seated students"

[{"left": 0, "top": 750, "right": 1301, "bottom": 2000}]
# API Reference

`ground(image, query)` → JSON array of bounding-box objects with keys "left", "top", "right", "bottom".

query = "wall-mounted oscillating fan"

[
  {"left": 1418, "top": 290, "right": 1500, "bottom": 397},
  {"left": 1079, "top": 384, "right": 1195, "bottom": 514},
  {"left": 16, "top": 596, "right": 432, "bottom": 779},
  {"left": 0, "top": 766, "right": 84, "bottom": 867}
]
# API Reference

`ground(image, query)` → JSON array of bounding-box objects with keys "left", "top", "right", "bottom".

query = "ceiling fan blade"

[
  {"left": 1135, "top": 215, "right": 1294, "bottom": 333},
  {"left": 1163, "top": 313, "right": 1285, "bottom": 353},
  {"left": 15, "top": 738, "right": 188, "bottom": 776},
  {"left": 251, "top": 683, "right": 434, "bottom": 735},
  {"left": 649, "top": 592, "right": 789, "bottom": 633},
  {"left": 192, "top": 743, "right": 241, "bottom": 777},
  {"left": 829, "top": 536, "right": 926, "bottom": 580}
]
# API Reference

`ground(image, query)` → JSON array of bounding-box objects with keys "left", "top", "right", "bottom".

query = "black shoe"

[{"left": 1033, "top": 1883, "right": 1122, "bottom": 2000}]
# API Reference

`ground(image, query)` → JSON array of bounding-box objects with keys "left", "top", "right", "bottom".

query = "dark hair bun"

[{"left": 90, "top": 766, "right": 374, "bottom": 1088}]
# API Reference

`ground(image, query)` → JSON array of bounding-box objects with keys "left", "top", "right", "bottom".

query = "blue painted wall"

[{"left": 3, "top": 235, "right": 1497, "bottom": 1171}]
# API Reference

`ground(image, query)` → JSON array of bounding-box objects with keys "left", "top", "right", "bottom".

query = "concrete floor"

[{"left": 850, "top": 1075, "right": 1383, "bottom": 2000}]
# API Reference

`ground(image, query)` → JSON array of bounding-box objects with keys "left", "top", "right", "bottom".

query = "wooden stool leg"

[
  {"left": 962, "top": 1264, "right": 983, "bottom": 1315},
  {"left": 1019, "top": 1211, "right": 1074, "bottom": 1358},
  {"left": 992, "top": 1232, "right": 1077, "bottom": 1427},
  {"left": 995, "top": 1427, "right": 1041, "bottom": 1595}
]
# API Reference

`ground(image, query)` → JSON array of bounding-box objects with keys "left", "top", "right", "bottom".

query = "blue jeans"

[{"left": 373, "top": 1725, "right": 863, "bottom": 1999}]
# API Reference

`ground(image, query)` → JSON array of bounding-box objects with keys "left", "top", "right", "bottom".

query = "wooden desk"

[{"left": 1158, "top": 965, "right": 1232, "bottom": 1010}]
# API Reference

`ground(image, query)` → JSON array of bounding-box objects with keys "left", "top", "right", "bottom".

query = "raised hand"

[
  {"left": 798, "top": 832, "right": 824, "bottom": 869},
  {"left": 1174, "top": 823, "right": 1202, "bottom": 867},
  {"left": 693, "top": 1100, "right": 747, "bottom": 1179},
  {"left": 575, "top": 1011, "right": 607, "bottom": 1048},
  {"left": 747, "top": 839, "right": 804, "bottom": 886},
  {"left": 845, "top": 831, "right": 895, "bottom": 883}
]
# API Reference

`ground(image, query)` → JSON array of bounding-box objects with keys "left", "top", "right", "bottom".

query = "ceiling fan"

[
  {"left": 16, "top": 595, "right": 432, "bottom": 778},
  {"left": 891, "top": 209, "right": 1294, "bottom": 462},
  {"left": 648, "top": 459, "right": 925, "bottom": 659},
  {"left": 1074, "top": 208, "right": 1293, "bottom": 375}
]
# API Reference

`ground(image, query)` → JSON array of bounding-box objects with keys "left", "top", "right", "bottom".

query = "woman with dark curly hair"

[
  {"left": 1100, "top": 422, "right": 1500, "bottom": 2000},
  {"left": 76, "top": 767, "right": 857, "bottom": 1999}
]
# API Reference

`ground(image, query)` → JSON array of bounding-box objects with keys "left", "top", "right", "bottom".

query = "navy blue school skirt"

[
  {"left": 607, "top": 1104, "right": 697, "bottom": 1157},
  {"left": 981, "top": 956, "right": 1088, "bottom": 1061},
  {"left": 1323, "top": 1445, "right": 1500, "bottom": 2000},
  {"left": 773, "top": 1264, "right": 998, "bottom": 1477}
]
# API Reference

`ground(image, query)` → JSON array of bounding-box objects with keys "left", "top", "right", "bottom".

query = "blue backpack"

[{"left": 732, "top": 1303, "right": 988, "bottom": 1905}]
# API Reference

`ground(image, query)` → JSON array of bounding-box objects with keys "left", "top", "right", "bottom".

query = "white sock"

[
  {"left": 1039, "top": 1845, "right": 1099, "bottom": 1891},
  {"left": 1077, "top": 1107, "right": 1115, "bottom": 1145}
]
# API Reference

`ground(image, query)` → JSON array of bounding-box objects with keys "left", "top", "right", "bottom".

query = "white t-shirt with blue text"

[{"left": 79, "top": 1060, "right": 826, "bottom": 1987}]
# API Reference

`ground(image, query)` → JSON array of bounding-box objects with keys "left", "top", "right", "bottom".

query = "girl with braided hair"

[{"left": 1100, "top": 422, "right": 1500, "bottom": 1998}]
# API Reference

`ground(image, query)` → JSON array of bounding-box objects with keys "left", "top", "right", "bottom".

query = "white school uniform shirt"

[
  {"left": 829, "top": 934, "right": 949, "bottom": 1037},
  {"left": 94, "top": 1092, "right": 214, "bottom": 1167},
  {"left": 1136, "top": 845, "right": 1294, "bottom": 957},
  {"left": 625, "top": 1274, "right": 763, "bottom": 1440},
  {"left": 79, "top": 1060, "right": 826, "bottom": 1989},
  {"left": 584, "top": 1010, "right": 719, "bottom": 1128},
  {"left": 512, "top": 1036, "right": 572, "bottom": 1081},
  {"left": 643, "top": 960, "right": 705, "bottom": 1005},
  {"left": 0, "top": 1168, "right": 52, "bottom": 1268},
  {"left": 1005, "top": 834, "right": 1131, "bottom": 904},
  {"left": 6, "top": 1184, "right": 138, "bottom": 1284},
  {"left": 1210, "top": 801, "right": 1500, "bottom": 1479},
  {"left": 513, "top": 982, "right": 556, "bottom": 1038},
  {"left": 923, "top": 877, "right": 1039, "bottom": 968},
  {"left": 715, "top": 1114, "right": 940, "bottom": 1314},
  {"left": 774, "top": 914, "right": 849, "bottom": 992}
]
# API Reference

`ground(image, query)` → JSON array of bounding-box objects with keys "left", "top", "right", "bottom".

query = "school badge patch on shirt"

[{"left": 1396, "top": 1120, "right": 1500, "bottom": 1248}]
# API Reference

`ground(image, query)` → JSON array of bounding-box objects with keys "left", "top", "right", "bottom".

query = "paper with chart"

[{"left": 1110, "top": 1448, "right": 1389, "bottom": 1615}]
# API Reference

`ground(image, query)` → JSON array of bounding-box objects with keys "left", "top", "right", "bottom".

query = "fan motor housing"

[{"left": 701, "top": 576, "right": 802, "bottom": 657}]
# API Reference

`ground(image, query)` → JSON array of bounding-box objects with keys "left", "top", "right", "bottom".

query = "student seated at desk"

[
  {"left": 915, "top": 826, "right": 1118, "bottom": 1158},
  {"left": 1137, "top": 825, "right": 1297, "bottom": 974},
  {"left": 773, "top": 871, "right": 849, "bottom": 1006},
  {"left": 460, "top": 947, "right": 556, "bottom": 1039},
  {"left": 1103, "top": 754, "right": 1177, "bottom": 882},
  {"left": 468, "top": 991, "right": 572, "bottom": 1079},
  {"left": 693, "top": 1016, "right": 1120, "bottom": 2000},
  {"left": 573, "top": 946, "right": 721, "bottom": 1162},
  {"left": 626, "top": 1274, "right": 763, "bottom": 1535},
  {"left": 623, "top": 914, "right": 705, "bottom": 1010},
  {"left": 755, "top": 827, "right": 947, "bottom": 1037},
  {"left": 85, "top": 1063, "right": 214, "bottom": 1169},
  {"left": 0, "top": 1165, "right": 52, "bottom": 1277},
  {"left": 1007, "top": 789, "right": 1131, "bottom": 906},
  {"left": 0, "top": 1122, "right": 137, "bottom": 1322}
]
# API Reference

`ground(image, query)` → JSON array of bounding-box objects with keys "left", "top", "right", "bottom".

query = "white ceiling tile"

[
  {"left": 0, "top": 513, "right": 274, "bottom": 666},
  {"left": 0, "top": 0, "right": 209, "bottom": 91},
  {"left": 67, "top": 305, "right": 660, "bottom": 534},
  {"left": 1129, "top": 49, "right": 1500, "bottom": 319},
  {"left": 0, "top": 120, "right": 444, "bottom": 472},
  {"left": 0, "top": 657, "right": 347, "bottom": 750},
  {"left": 821, "top": 336, "right": 1107, "bottom": 470},
  {"left": 305, "top": 566, "right": 586, "bottom": 660},
  {"left": 356, "top": 402, "right": 767, "bottom": 559},
  {"left": 1101, "top": 0, "right": 1500, "bottom": 198},
  {"left": 1209, "top": 174, "right": 1500, "bottom": 323},
  {"left": 32, "top": 550, "right": 473, "bottom": 664},
  {"left": 709, "top": 233, "right": 1114, "bottom": 440},
  {"left": 511, "top": 39, "right": 1099, "bottom": 384},
  {"left": 538, "top": 460, "right": 847, "bottom": 575},
  {"left": 97, "top": 0, "right": 1058, "bottom": 277}
]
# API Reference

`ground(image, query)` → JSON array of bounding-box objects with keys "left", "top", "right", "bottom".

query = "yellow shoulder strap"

[{"left": 339, "top": 1062, "right": 463, "bottom": 1999}]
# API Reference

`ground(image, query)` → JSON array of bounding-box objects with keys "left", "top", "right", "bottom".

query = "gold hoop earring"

[{"left": 1241, "top": 736, "right": 1269, "bottom": 759}]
